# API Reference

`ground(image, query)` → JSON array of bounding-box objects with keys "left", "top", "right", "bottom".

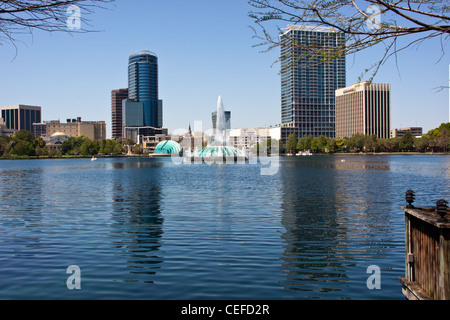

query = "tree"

[
  {"left": 0, "top": 0, "right": 114, "bottom": 47},
  {"left": 285, "top": 133, "right": 298, "bottom": 154},
  {"left": 249, "top": 0, "right": 450, "bottom": 80},
  {"left": 364, "top": 134, "right": 379, "bottom": 152},
  {"left": 439, "top": 127, "right": 449, "bottom": 152},
  {"left": 296, "top": 134, "right": 314, "bottom": 151},
  {"left": 0, "top": 137, "right": 12, "bottom": 156},
  {"left": 399, "top": 132, "right": 415, "bottom": 151},
  {"left": 346, "top": 133, "right": 365, "bottom": 152},
  {"left": 12, "top": 140, "right": 35, "bottom": 156},
  {"left": 133, "top": 144, "right": 143, "bottom": 155},
  {"left": 34, "top": 136, "right": 46, "bottom": 149},
  {"left": 80, "top": 139, "right": 99, "bottom": 155},
  {"left": 14, "top": 130, "right": 34, "bottom": 143},
  {"left": 310, "top": 135, "right": 328, "bottom": 153},
  {"left": 335, "top": 137, "right": 345, "bottom": 152}
]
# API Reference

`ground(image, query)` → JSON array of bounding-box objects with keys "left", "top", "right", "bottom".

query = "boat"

[{"left": 91, "top": 157, "right": 97, "bottom": 161}]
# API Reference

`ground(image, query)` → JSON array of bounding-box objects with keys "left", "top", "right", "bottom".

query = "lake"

[{"left": 0, "top": 155, "right": 449, "bottom": 300}]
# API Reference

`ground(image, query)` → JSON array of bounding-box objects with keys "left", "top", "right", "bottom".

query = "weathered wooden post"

[{"left": 400, "top": 191, "right": 450, "bottom": 300}]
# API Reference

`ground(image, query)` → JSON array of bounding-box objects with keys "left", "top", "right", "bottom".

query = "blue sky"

[{"left": 0, "top": 0, "right": 449, "bottom": 138}]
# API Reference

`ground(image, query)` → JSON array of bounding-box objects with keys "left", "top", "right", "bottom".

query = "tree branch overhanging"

[
  {"left": 0, "top": 0, "right": 114, "bottom": 47},
  {"left": 248, "top": 0, "right": 450, "bottom": 80}
]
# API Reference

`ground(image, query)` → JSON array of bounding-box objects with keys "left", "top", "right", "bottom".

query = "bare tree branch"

[
  {"left": 248, "top": 0, "right": 450, "bottom": 80},
  {"left": 0, "top": 0, "right": 114, "bottom": 47}
]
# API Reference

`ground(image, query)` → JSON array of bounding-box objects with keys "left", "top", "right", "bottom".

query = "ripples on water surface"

[{"left": 0, "top": 155, "right": 448, "bottom": 300}]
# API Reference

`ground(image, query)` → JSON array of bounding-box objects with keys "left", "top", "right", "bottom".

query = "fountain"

[{"left": 186, "top": 96, "right": 248, "bottom": 163}]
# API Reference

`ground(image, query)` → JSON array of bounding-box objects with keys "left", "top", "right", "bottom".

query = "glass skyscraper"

[
  {"left": 280, "top": 25, "right": 346, "bottom": 142},
  {"left": 124, "top": 50, "right": 163, "bottom": 128}
]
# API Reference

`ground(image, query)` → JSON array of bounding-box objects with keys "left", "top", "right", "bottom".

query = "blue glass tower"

[{"left": 126, "top": 50, "right": 162, "bottom": 128}]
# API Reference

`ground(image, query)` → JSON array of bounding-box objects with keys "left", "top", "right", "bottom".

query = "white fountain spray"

[
  {"left": 215, "top": 95, "right": 227, "bottom": 145},
  {"left": 189, "top": 95, "right": 247, "bottom": 162}
]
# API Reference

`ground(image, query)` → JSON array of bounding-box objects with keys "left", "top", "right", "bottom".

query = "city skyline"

[{"left": 0, "top": 0, "right": 448, "bottom": 139}]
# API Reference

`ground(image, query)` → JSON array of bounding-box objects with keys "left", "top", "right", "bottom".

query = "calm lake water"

[{"left": 0, "top": 155, "right": 449, "bottom": 300}]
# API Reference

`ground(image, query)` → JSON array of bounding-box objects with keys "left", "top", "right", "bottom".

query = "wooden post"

[
  {"left": 400, "top": 206, "right": 450, "bottom": 300},
  {"left": 440, "top": 228, "right": 450, "bottom": 299}
]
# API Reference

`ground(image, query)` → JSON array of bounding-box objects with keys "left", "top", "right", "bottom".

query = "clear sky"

[{"left": 0, "top": 0, "right": 449, "bottom": 138}]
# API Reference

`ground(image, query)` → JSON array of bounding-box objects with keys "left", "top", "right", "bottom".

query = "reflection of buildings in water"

[
  {"left": 279, "top": 157, "right": 398, "bottom": 297},
  {"left": 333, "top": 157, "right": 391, "bottom": 172},
  {"left": 0, "top": 168, "right": 44, "bottom": 225},
  {"left": 279, "top": 159, "right": 350, "bottom": 295},
  {"left": 0, "top": 167, "right": 44, "bottom": 255},
  {"left": 111, "top": 159, "right": 164, "bottom": 282},
  {"left": 330, "top": 157, "right": 399, "bottom": 281}
]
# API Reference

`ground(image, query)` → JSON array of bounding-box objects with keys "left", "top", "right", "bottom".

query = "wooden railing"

[{"left": 400, "top": 205, "right": 450, "bottom": 300}]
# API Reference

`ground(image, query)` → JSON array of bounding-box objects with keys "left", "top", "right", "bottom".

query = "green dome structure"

[
  {"left": 155, "top": 140, "right": 182, "bottom": 155},
  {"left": 194, "top": 146, "right": 244, "bottom": 158}
]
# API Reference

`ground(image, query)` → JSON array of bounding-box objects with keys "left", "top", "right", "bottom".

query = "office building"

[
  {"left": 45, "top": 117, "right": 107, "bottom": 140},
  {"left": 123, "top": 50, "right": 163, "bottom": 130},
  {"left": 1, "top": 105, "right": 41, "bottom": 132},
  {"left": 391, "top": 127, "right": 423, "bottom": 138},
  {"left": 335, "top": 82, "right": 391, "bottom": 139},
  {"left": 280, "top": 25, "right": 346, "bottom": 143},
  {"left": 123, "top": 101, "right": 144, "bottom": 127},
  {"left": 121, "top": 50, "right": 168, "bottom": 145},
  {"left": 33, "top": 122, "right": 47, "bottom": 138},
  {"left": 111, "top": 88, "right": 128, "bottom": 140}
]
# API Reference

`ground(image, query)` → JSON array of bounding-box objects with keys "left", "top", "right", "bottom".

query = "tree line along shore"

[
  {"left": 281, "top": 123, "right": 450, "bottom": 155},
  {"left": 0, "top": 123, "right": 449, "bottom": 160}
]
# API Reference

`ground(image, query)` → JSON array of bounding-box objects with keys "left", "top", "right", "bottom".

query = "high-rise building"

[
  {"left": 124, "top": 50, "right": 163, "bottom": 129},
  {"left": 280, "top": 25, "right": 346, "bottom": 143},
  {"left": 335, "top": 82, "right": 391, "bottom": 139},
  {"left": 111, "top": 88, "right": 128, "bottom": 140},
  {"left": 1, "top": 104, "right": 42, "bottom": 132}
]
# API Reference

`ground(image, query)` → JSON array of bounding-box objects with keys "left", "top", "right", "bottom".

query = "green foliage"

[
  {"left": 426, "top": 123, "right": 450, "bottom": 137},
  {"left": 399, "top": 132, "right": 415, "bottom": 151},
  {"left": 297, "top": 135, "right": 313, "bottom": 151},
  {"left": 285, "top": 133, "right": 298, "bottom": 154},
  {"left": 14, "top": 130, "right": 34, "bottom": 143},
  {"left": 0, "top": 131, "right": 125, "bottom": 159},
  {"left": 61, "top": 136, "right": 124, "bottom": 156},
  {"left": 310, "top": 135, "right": 328, "bottom": 152},
  {"left": 280, "top": 123, "right": 450, "bottom": 155},
  {"left": 12, "top": 140, "right": 35, "bottom": 156}
]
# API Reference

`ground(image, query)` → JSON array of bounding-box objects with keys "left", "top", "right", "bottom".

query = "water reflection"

[
  {"left": 279, "top": 158, "right": 348, "bottom": 296},
  {"left": 0, "top": 156, "right": 445, "bottom": 299},
  {"left": 0, "top": 167, "right": 44, "bottom": 257},
  {"left": 111, "top": 159, "right": 164, "bottom": 283},
  {"left": 278, "top": 156, "right": 400, "bottom": 298}
]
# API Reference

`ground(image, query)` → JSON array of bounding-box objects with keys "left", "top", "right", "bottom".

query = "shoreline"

[{"left": 0, "top": 151, "right": 448, "bottom": 161}]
